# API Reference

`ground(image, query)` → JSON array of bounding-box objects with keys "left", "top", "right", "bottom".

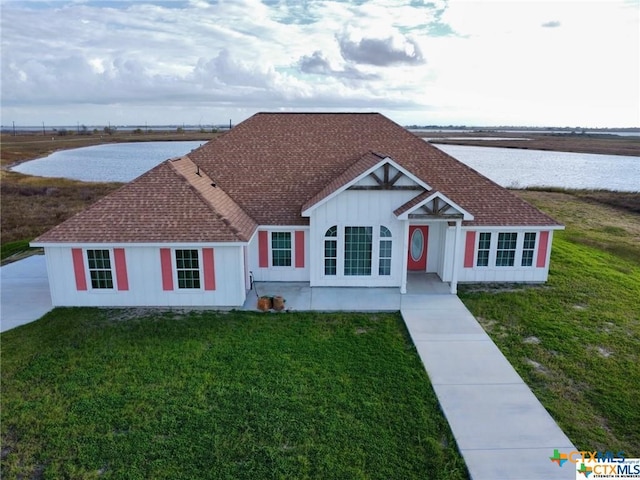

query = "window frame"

[
  {"left": 476, "top": 232, "right": 491, "bottom": 267},
  {"left": 324, "top": 226, "right": 337, "bottom": 276},
  {"left": 521, "top": 232, "right": 537, "bottom": 267},
  {"left": 270, "top": 231, "right": 293, "bottom": 268},
  {"left": 86, "top": 249, "right": 114, "bottom": 290},
  {"left": 379, "top": 226, "right": 392, "bottom": 276},
  {"left": 321, "top": 224, "right": 392, "bottom": 278},
  {"left": 174, "top": 248, "right": 202, "bottom": 290},
  {"left": 496, "top": 232, "right": 518, "bottom": 267},
  {"left": 344, "top": 226, "right": 373, "bottom": 276}
]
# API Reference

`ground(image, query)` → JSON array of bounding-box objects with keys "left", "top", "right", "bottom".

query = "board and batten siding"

[
  {"left": 43, "top": 245, "right": 247, "bottom": 307},
  {"left": 309, "top": 189, "right": 416, "bottom": 287},
  {"left": 456, "top": 228, "right": 554, "bottom": 283},
  {"left": 248, "top": 228, "right": 310, "bottom": 282}
]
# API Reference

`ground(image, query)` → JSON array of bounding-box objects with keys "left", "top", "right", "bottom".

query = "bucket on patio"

[
  {"left": 257, "top": 296, "right": 272, "bottom": 311},
  {"left": 272, "top": 296, "right": 286, "bottom": 311}
]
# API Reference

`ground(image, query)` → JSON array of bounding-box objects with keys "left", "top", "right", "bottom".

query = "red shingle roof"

[
  {"left": 189, "top": 112, "right": 560, "bottom": 227},
  {"left": 34, "top": 112, "right": 561, "bottom": 244},
  {"left": 34, "top": 158, "right": 257, "bottom": 243}
]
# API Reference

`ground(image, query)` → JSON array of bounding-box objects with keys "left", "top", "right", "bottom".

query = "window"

[
  {"left": 379, "top": 226, "right": 392, "bottom": 276},
  {"left": 176, "top": 249, "right": 200, "bottom": 289},
  {"left": 522, "top": 232, "right": 536, "bottom": 266},
  {"left": 87, "top": 249, "right": 113, "bottom": 289},
  {"left": 271, "top": 232, "right": 292, "bottom": 267},
  {"left": 344, "top": 227, "right": 372, "bottom": 276},
  {"left": 324, "top": 226, "right": 337, "bottom": 275},
  {"left": 477, "top": 233, "right": 491, "bottom": 267},
  {"left": 496, "top": 233, "right": 517, "bottom": 267}
]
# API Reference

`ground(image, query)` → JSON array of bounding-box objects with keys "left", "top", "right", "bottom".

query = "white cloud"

[
  {"left": 1, "top": 0, "right": 638, "bottom": 127},
  {"left": 336, "top": 30, "right": 425, "bottom": 66}
]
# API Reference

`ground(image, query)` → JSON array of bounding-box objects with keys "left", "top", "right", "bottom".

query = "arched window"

[
  {"left": 379, "top": 226, "right": 392, "bottom": 276},
  {"left": 324, "top": 226, "right": 337, "bottom": 275}
]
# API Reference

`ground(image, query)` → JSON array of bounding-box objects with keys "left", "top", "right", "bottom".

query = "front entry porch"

[
  {"left": 406, "top": 272, "right": 451, "bottom": 294},
  {"left": 243, "top": 275, "right": 451, "bottom": 311}
]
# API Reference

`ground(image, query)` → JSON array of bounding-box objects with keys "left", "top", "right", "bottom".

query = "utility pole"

[
  {"left": 12, "top": 121, "right": 15, "bottom": 136},
  {"left": 42, "top": 121, "right": 45, "bottom": 136}
]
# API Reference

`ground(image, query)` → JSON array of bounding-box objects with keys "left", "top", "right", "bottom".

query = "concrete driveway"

[{"left": 0, "top": 255, "right": 53, "bottom": 332}]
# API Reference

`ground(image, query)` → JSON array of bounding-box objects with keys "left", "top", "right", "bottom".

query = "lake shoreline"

[
  {"left": 419, "top": 131, "right": 640, "bottom": 157},
  {"left": 2, "top": 129, "right": 638, "bottom": 171}
]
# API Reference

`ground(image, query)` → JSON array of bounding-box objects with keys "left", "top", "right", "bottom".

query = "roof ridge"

[{"left": 168, "top": 157, "right": 258, "bottom": 241}]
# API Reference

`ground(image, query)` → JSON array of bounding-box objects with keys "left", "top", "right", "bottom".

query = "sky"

[{"left": 1, "top": 0, "right": 639, "bottom": 128}]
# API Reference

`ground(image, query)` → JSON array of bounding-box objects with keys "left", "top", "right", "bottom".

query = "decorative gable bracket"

[
  {"left": 349, "top": 163, "right": 423, "bottom": 191},
  {"left": 395, "top": 191, "right": 474, "bottom": 221}
]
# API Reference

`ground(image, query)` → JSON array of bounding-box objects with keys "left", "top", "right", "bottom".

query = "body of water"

[
  {"left": 11, "top": 141, "right": 640, "bottom": 192},
  {"left": 434, "top": 144, "right": 639, "bottom": 192},
  {"left": 12, "top": 141, "right": 204, "bottom": 182}
]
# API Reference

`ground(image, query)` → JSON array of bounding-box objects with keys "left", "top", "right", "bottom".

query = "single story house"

[{"left": 32, "top": 113, "right": 563, "bottom": 307}]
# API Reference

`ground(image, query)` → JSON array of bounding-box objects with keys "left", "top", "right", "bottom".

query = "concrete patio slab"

[
  {"left": 247, "top": 282, "right": 312, "bottom": 311},
  {"left": 244, "top": 282, "right": 403, "bottom": 312},
  {"left": 1, "top": 255, "right": 53, "bottom": 332},
  {"left": 311, "top": 287, "right": 401, "bottom": 311}
]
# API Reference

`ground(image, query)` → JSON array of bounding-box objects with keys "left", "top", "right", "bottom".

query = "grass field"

[{"left": 0, "top": 311, "right": 468, "bottom": 480}]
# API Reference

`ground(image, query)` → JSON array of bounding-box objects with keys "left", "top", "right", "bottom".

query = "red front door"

[{"left": 407, "top": 226, "right": 429, "bottom": 271}]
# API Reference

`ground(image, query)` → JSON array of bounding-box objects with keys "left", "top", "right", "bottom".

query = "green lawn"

[
  {"left": 1, "top": 310, "right": 468, "bottom": 480},
  {"left": 459, "top": 191, "right": 640, "bottom": 456}
]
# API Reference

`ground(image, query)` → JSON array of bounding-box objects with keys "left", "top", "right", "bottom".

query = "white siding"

[
  {"left": 248, "top": 228, "right": 310, "bottom": 282},
  {"left": 456, "top": 229, "right": 553, "bottom": 283},
  {"left": 44, "top": 245, "right": 247, "bottom": 307},
  {"left": 309, "top": 189, "right": 416, "bottom": 287}
]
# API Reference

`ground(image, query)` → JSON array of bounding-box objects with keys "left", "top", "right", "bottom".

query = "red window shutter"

[
  {"left": 160, "top": 248, "right": 174, "bottom": 291},
  {"left": 113, "top": 248, "right": 129, "bottom": 291},
  {"left": 258, "top": 231, "right": 268, "bottom": 268},
  {"left": 464, "top": 231, "right": 476, "bottom": 268},
  {"left": 295, "top": 231, "right": 305, "bottom": 268},
  {"left": 536, "top": 231, "right": 550, "bottom": 268},
  {"left": 72, "top": 248, "right": 87, "bottom": 291},
  {"left": 203, "top": 248, "right": 216, "bottom": 291}
]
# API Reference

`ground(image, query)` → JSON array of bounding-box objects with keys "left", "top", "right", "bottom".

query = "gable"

[{"left": 301, "top": 154, "right": 430, "bottom": 216}]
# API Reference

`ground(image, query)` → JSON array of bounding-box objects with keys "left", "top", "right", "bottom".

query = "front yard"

[{"left": 1, "top": 310, "right": 468, "bottom": 480}]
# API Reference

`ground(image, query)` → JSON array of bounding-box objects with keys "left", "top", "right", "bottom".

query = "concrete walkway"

[
  {"left": 401, "top": 294, "right": 575, "bottom": 480},
  {"left": 0, "top": 254, "right": 53, "bottom": 332}
]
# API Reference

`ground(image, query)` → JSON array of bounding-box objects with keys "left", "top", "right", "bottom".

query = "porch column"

[
  {"left": 450, "top": 219, "right": 462, "bottom": 294},
  {"left": 400, "top": 220, "right": 410, "bottom": 294}
]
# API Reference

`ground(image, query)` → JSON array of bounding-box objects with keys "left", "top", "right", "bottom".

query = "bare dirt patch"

[
  {"left": 523, "top": 336, "right": 541, "bottom": 344},
  {"left": 525, "top": 358, "right": 549, "bottom": 375}
]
